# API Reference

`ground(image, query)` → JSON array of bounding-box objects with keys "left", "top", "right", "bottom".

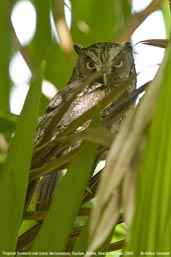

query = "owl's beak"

[{"left": 103, "top": 66, "right": 113, "bottom": 86}]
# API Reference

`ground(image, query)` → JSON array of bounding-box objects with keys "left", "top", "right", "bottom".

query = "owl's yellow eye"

[
  {"left": 86, "top": 62, "right": 95, "bottom": 70},
  {"left": 114, "top": 60, "right": 124, "bottom": 68}
]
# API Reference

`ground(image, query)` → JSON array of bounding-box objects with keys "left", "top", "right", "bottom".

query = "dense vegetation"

[{"left": 0, "top": 0, "right": 170, "bottom": 256}]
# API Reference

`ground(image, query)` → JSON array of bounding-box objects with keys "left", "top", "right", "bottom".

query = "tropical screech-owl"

[{"left": 26, "top": 41, "right": 136, "bottom": 212}]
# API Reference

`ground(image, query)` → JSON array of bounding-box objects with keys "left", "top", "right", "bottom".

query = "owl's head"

[{"left": 69, "top": 42, "right": 136, "bottom": 87}]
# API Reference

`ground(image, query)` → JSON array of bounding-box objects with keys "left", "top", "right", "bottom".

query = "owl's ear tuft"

[{"left": 73, "top": 44, "right": 83, "bottom": 54}]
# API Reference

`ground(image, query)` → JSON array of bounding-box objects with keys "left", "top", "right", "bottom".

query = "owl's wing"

[
  {"left": 25, "top": 79, "right": 106, "bottom": 211},
  {"left": 25, "top": 76, "right": 137, "bottom": 212},
  {"left": 25, "top": 80, "right": 84, "bottom": 210}
]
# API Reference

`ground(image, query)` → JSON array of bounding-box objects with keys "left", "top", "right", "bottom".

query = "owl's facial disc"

[
  {"left": 72, "top": 42, "right": 134, "bottom": 87},
  {"left": 84, "top": 43, "right": 130, "bottom": 86}
]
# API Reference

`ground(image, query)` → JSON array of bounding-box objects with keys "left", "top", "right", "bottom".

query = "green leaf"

[
  {"left": 0, "top": 62, "right": 44, "bottom": 252},
  {"left": 74, "top": 220, "right": 114, "bottom": 254},
  {"left": 30, "top": 1, "right": 52, "bottom": 67},
  {"left": 45, "top": 42, "right": 72, "bottom": 89},
  {"left": 71, "top": 0, "right": 120, "bottom": 44},
  {"left": 120, "top": 0, "right": 132, "bottom": 22},
  {"left": 32, "top": 142, "right": 98, "bottom": 251},
  {"left": 0, "top": 0, "right": 11, "bottom": 112},
  {"left": 0, "top": 112, "right": 18, "bottom": 134},
  {"left": 126, "top": 43, "right": 171, "bottom": 253},
  {"left": 74, "top": 221, "right": 89, "bottom": 251},
  {"left": 161, "top": 1, "right": 171, "bottom": 38}
]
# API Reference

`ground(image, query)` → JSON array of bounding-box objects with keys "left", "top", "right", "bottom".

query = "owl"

[{"left": 26, "top": 41, "right": 136, "bottom": 212}]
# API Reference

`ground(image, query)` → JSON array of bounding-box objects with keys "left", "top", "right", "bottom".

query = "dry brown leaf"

[
  {"left": 139, "top": 39, "right": 170, "bottom": 48},
  {"left": 87, "top": 42, "right": 170, "bottom": 252},
  {"left": 122, "top": 166, "right": 137, "bottom": 226}
]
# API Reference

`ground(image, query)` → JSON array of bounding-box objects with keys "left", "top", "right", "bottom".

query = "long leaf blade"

[
  {"left": 31, "top": 142, "right": 97, "bottom": 251},
  {"left": 126, "top": 43, "right": 171, "bottom": 253},
  {"left": 0, "top": 62, "right": 44, "bottom": 252}
]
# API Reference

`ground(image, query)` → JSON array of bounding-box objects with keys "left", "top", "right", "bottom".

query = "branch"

[
  {"left": 115, "top": 0, "right": 165, "bottom": 42},
  {"left": 50, "top": 0, "right": 74, "bottom": 66},
  {"left": 5, "top": 0, "right": 36, "bottom": 76}
]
